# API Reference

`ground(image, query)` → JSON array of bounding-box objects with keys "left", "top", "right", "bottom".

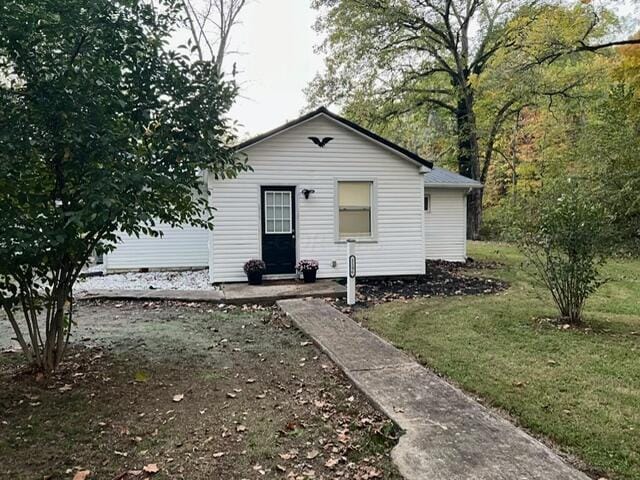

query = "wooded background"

[{"left": 306, "top": 0, "right": 640, "bottom": 245}]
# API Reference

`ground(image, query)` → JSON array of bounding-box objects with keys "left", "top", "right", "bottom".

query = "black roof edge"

[{"left": 234, "top": 106, "right": 434, "bottom": 169}]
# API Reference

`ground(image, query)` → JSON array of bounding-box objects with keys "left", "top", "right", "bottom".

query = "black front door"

[{"left": 261, "top": 186, "right": 296, "bottom": 275}]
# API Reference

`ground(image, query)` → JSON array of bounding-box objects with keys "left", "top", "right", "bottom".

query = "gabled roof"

[
  {"left": 235, "top": 107, "right": 434, "bottom": 169},
  {"left": 425, "top": 166, "right": 483, "bottom": 189}
]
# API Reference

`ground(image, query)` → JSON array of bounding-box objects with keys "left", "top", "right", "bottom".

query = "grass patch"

[{"left": 357, "top": 241, "right": 640, "bottom": 480}]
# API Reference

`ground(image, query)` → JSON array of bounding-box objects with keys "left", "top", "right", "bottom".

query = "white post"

[{"left": 347, "top": 239, "right": 356, "bottom": 305}]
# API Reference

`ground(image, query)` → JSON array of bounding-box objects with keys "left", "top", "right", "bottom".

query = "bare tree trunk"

[
  {"left": 467, "top": 188, "right": 483, "bottom": 241},
  {"left": 455, "top": 92, "right": 482, "bottom": 240}
]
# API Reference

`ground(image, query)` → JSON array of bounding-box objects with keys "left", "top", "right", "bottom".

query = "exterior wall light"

[{"left": 301, "top": 188, "right": 316, "bottom": 199}]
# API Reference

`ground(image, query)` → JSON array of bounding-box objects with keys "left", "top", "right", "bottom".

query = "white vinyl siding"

[
  {"left": 424, "top": 189, "right": 468, "bottom": 262},
  {"left": 104, "top": 224, "right": 209, "bottom": 271},
  {"left": 210, "top": 115, "right": 425, "bottom": 283}
]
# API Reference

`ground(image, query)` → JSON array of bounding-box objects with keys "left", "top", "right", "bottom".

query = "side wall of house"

[
  {"left": 210, "top": 115, "right": 426, "bottom": 283},
  {"left": 103, "top": 225, "right": 209, "bottom": 271},
  {"left": 424, "top": 188, "right": 468, "bottom": 262}
]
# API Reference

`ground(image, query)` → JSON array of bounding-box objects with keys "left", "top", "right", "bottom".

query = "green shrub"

[{"left": 512, "top": 179, "right": 616, "bottom": 324}]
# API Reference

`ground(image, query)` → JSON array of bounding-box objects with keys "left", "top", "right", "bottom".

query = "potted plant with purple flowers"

[
  {"left": 244, "top": 259, "right": 266, "bottom": 285},
  {"left": 296, "top": 259, "right": 319, "bottom": 283}
]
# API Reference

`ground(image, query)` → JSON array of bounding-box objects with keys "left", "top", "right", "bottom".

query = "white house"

[{"left": 103, "top": 108, "right": 482, "bottom": 283}]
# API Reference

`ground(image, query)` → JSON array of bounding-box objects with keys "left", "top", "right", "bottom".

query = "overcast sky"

[
  {"left": 225, "top": 0, "right": 324, "bottom": 138},
  {"left": 223, "top": 0, "right": 638, "bottom": 138}
]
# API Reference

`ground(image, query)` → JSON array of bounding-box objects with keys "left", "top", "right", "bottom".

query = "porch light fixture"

[{"left": 301, "top": 188, "right": 316, "bottom": 199}]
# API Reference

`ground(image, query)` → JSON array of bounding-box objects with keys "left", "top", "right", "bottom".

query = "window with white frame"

[
  {"left": 424, "top": 193, "right": 431, "bottom": 212},
  {"left": 264, "top": 191, "right": 292, "bottom": 234},
  {"left": 338, "top": 181, "right": 373, "bottom": 239}
]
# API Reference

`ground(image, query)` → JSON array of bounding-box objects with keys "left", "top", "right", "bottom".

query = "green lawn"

[{"left": 357, "top": 241, "right": 640, "bottom": 480}]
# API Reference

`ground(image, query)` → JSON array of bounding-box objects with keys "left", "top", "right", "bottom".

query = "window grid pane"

[{"left": 265, "top": 191, "right": 292, "bottom": 234}]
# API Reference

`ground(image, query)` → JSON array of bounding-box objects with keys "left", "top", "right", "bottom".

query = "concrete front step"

[
  {"left": 78, "top": 280, "right": 346, "bottom": 305},
  {"left": 278, "top": 298, "right": 590, "bottom": 480}
]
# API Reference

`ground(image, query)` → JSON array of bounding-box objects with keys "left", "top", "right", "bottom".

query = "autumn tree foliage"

[
  {"left": 307, "top": 0, "right": 639, "bottom": 239},
  {"left": 487, "top": 31, "right": 640, "bottom": 244}
]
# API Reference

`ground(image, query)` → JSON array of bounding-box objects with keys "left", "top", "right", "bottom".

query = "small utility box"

[{"left": 347, "top": 240, "right": 356, "bottom": 305}]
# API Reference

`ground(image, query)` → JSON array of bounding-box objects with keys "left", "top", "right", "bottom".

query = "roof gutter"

[{"left": 424, "top": 183, "right": 484, "bottom": 189}]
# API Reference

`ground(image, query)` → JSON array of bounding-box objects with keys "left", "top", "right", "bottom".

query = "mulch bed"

[{"left": 335, "top": 260, "right": 508, "bottom": 309}]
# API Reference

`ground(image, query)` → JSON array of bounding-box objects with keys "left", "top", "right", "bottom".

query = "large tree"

[
  {"left": 308, "top": 0, "right": 639, "bottom": 238},
  {"left": 0, "top": 0, "right": 247, "bottom": 373}
]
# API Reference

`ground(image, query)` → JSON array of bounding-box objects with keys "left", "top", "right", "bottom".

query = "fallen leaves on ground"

[
  {"left": 142, "top": 464, "right": 159, "bottom": 474},
  {"left": 306, "top": 449, "right": 320, "bottom": 460},
  {"left": 279, "top": 450, "right": 298, "bottom": 460},
  {"left": 325, "top": 457, "right": 340, "bottom": 468},
  {"left": 72, "top": 470, "right": 91, "bottom": 480},
  {"left": 2, "top": 302, "right": 402, "bottom": 480}
]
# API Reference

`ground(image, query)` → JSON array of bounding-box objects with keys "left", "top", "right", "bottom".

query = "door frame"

[{"left": 260, "top": 185, "right": 297, "bottom": 276}]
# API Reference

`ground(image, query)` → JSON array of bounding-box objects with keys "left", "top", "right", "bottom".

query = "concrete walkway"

[
  {"left": 278, "top": 298, "right": 590, "bottom": 480},
  {"left": 79, "top": 280, "right": 345, "bottom": 305}
]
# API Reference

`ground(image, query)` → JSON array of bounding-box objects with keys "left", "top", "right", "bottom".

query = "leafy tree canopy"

[
  {"left": 0, "top": 0, "right": 247, "bottom": 372},
  {"left": 307, "top": 0, "right": 636, "bottom": 239}
]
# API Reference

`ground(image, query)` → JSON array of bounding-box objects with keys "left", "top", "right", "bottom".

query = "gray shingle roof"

[{"left": 424, "top": 166, "right": 483, "bottom": 188}]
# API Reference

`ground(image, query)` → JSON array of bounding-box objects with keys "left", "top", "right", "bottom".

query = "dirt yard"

[{"left": 0, "top": 301, "right": 401, "bottom": 480}]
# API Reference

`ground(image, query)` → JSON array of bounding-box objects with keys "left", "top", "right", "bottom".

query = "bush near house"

[{"left": 510, "top": 179, "right": 617, "bottom": 324}]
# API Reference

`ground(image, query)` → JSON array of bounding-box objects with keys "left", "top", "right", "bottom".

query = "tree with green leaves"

[
  {"left": 584, "top": 40, "right": 640, "bottom": 247},
  {"left": 308, "top": 0, "right": 639, "bottom": 239},
  {"left": 0, "top": 0, "right": 247, "bottom": 373},
  {"left": 511, "top": 178, "right": 616, "bottom": 324},
  {"left": 491, "top": 36, "right": 640, "bottom": 246}
]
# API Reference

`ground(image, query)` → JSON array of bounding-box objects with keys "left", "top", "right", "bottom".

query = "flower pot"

[
  {"left": 302, "top": 269, "right": 317, "bottom": 283},
  {"left": 247, "top": 272, "right": 263, "bottom": 285}
]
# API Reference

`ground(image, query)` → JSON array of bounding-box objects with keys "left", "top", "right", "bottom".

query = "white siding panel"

[
  {"left": 105, "top": 224, "right": 209, "bottom": 271},
  {"left": 424, "top": 189, "right": 468, "bottom": 262},
  {"left": 210, "top": 115, "right": 426, "bottom": 282}
]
